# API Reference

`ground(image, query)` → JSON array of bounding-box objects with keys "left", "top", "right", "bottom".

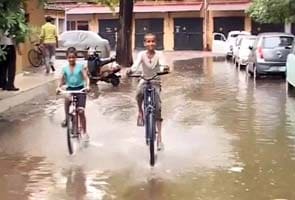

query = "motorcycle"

[{"left": 87, "top": 50, "right": 121, "bottom": 87}]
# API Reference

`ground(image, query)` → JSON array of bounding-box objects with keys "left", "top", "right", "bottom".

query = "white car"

[
  {"left": 56, "top": 30, "right": 111, "bottom": 59},
  {"left": 235, "top": 35, "right": 257, "bottom": 67},
  {"left": 212, "top": 31, "right": 251, "bottom": 58}
]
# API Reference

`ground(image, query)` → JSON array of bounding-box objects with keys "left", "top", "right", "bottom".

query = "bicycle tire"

[
  {"left": 67, "top": 115, "right": 74, "bottom": 155},
  {"left": 147, "top": 112, "right": 156, "bottom": 166},
  {"left": 28, "top": 49, "right": 43, "bottom": 67}
]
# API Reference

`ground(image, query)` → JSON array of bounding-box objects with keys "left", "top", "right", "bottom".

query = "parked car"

[
  {"left": 234, "top": 35, "right": 257, "bottom": 67},
  {"left": 286, "top": 41, "right": 295, "bottom": 88},
  {"left": 212, "top": 30, "right": 250, "bottom": 58},
  {"left": 247, "top": 32, "right": 294, "bottom": 78},
  {"left": 56, "top": 30, "right": 111, "bottom": 59}
]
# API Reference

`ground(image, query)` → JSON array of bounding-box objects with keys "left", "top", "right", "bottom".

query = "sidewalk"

[
  {"left": 0, "top": 60, "right": 66, "bottom": 113},
  {"left": 0, "top": 51, "right": 221, "bottom": 113}
]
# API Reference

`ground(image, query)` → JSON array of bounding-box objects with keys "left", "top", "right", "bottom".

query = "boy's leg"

[
  {"left": 44, "top": 44, "right": 50, "bottom": 73},
  {"left": 62, "top": 97, "right": 71, "bottom": 127},
  {"left": 136, "top": 83, "right": 144, "bottom": 126},
  {"left": 155, "top": 85, "right": 164, "bottom": 150},
  {"left": 48, "top": 44, "right": 56, "bottom": 72},
  {"left": 77, "top": 93, "right": 87, "bottom": 134}
]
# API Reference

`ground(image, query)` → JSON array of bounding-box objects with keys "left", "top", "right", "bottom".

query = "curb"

[{"left": 0, "top": 78, "right": 58, "bottom": 114}]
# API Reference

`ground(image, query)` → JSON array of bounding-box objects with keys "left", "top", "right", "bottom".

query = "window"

[
  {"left": 77, "top": 21, "right": 89, "bottom": 30},
  {"left": 263, "top": 36, "right": 293, "bottom": 49},
  {"left": 67, "top": 21, "right": 76, "bottom": 31}
]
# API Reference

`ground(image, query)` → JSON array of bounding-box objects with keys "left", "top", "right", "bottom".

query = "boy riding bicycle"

[
  {"left": 57, "top": 47, "right": 90, "bottom": 139},
  {"left": 126, "top": 33, "right": 168, "bottom": 151}
]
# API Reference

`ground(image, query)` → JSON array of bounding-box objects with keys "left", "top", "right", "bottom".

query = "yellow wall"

[{"left": 17, "top": 0, "right": 45, "bottom": 72}]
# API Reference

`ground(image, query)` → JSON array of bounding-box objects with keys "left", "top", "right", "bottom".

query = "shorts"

[
  {"left": 67, "top": 86, "right": 86, "bottom": 108},
  {"left": 136, "top": 80, "right": 162, "bottom": 121}
]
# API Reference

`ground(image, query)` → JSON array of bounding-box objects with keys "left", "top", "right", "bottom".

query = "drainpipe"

[
  {"left": 204, "top": 0, "right": 209, "bottom": 50},
  {"left": 64, "top": 9, "right": 67, "bottom": 32}
]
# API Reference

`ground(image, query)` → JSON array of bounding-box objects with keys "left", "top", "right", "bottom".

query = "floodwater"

[{"left": 0, "top": 57, "right": 295, "bottom": 200}]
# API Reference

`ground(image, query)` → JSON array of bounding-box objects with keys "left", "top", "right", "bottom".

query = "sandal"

[{"left": 157, "top": 142, "right": 164, "bottom": 151}]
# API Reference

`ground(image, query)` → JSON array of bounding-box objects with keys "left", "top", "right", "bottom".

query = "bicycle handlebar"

[
  {"left": 56, "top": 88, "right": 87, "bottom": 95},
  {"left": 128, "top": 71, "right": 169, "bottom": 81}
]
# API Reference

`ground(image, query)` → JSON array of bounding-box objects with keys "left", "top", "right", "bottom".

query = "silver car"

[
  {"left": 247, "top": 32, "right": 294, "bottom": 78},
  {"left": 235, "top": 35, "right": 257, "bottom": 67},
  {"left": 56, "top": 30, "right": 111, "bottom": 59}
]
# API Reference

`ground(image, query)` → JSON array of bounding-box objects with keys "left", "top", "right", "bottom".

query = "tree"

[
  {"left": 247, "top": 0, "right": 295, "bottom": 24},
  {"left": 0, "top": 0, "right": 28, "bottom": 61},
  {"left": 116, "top": 0, "right": 133, "bottom": 67}
]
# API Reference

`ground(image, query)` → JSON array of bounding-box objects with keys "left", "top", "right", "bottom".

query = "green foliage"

[
  {"left": 247, "top": 0, "right": 295, "bottom": 23},
  {"left": 0, "top": 0, "right": 29, "bottom": 61}
]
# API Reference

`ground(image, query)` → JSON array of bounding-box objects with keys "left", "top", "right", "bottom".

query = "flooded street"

[{"left": 0, "top": 57, "right": 295, "bottom": 200}]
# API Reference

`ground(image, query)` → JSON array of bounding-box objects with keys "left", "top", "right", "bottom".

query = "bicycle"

[
  {"left": 129, "top": 70, "right": 169, "bottom": 166},
  {"left": 57, "top": 88, "right": 87, "bottom": 155},
  {"left": 28, "top": 43, "right": 45, "bottom": 67}
]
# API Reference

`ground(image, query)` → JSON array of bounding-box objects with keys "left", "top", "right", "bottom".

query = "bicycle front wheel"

[
  {"left": 28, "top": 49, "right": 43, "bottom": 67},
  {"left": 146, "top": 112, "right": 156, "bottom": 166},
  {"left": 67, "top": 115, "right": 74, "bottom": 155}
]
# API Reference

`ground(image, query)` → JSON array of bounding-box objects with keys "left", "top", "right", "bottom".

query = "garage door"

[
  {"left": 214, "top": 17, "right": 245, "bottom": 38},
  {"left": 99, "top": 19, "right": 119, "bottom": 50},
  {"left": 251, "top": 21, "right": 284, "bottom": 35},
  {"left": 174, "top": 18, "right": 203, "bottom": 50},
  {"left": 135, "top": 19, "right": 164, "bottom": 50}
]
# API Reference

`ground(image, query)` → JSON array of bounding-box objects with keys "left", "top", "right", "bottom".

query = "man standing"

[
  {"left": 0, "top": 31, "right": 21, "bottom": 91},
  {"left": 40, "top": 16, "right": 58, "bottom": 74}
]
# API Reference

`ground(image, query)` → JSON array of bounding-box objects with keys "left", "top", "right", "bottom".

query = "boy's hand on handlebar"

[
  {"left": 56, "top": 87, "right": 62, "bottom": 95},
  {"left": 125, "top": 68, "right": 133, "bottom": 76}
]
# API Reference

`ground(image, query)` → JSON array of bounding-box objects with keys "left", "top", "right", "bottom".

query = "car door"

[
  {"left": 287, "top": 42, "right": 295, "bottom": 86},
  {"left": 212, "top": 33, "right": 227, "bottom": 55}
]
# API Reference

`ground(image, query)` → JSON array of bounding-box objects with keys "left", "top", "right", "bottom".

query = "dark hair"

[
  {"left": 144, "top": 33, "right": 156, "bottom": 41},
  {"left": 66, "top": 47, "right": 77, "bottom": 57},
  {"left": 45, "top": 16, "right": 53, "bottom": 22}
]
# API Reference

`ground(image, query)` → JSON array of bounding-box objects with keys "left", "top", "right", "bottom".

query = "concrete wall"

[{"left": 17, "top": 0, "right": 46, "bottom": 72}]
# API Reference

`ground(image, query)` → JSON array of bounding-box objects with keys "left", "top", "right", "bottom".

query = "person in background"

[
  {"left": 40, "top": 16, "right": 58, "bottom": 74},
  {"left": 0, "top": 31, "right": 21, "bottom": 91}
]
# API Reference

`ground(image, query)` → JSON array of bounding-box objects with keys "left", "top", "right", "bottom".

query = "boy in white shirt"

[{"left": 127, "top": 33, "right": 167, "bottom": 151}]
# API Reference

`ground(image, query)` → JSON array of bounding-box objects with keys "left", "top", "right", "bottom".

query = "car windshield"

[
  {"left": 263, "top": 36, "right": 293, "bottom": 49},
  {"left": 240, "top": 38, "right": 256, "bottom": 49}
]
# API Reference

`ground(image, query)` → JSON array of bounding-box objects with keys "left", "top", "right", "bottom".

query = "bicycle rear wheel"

[
  {"left": 146, "top": 112, "right": 156, "bottom": 166},
  {"left": 28, "top": 49, "right": 43, "bottom": 67}
]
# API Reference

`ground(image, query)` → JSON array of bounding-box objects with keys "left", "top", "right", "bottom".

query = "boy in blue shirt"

[{"left": 57, "top": 47, "right": 90, "bottom": 138}]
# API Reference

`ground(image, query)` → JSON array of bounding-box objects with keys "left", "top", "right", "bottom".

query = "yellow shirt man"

[
  {"left": 40, "top": 22, "right": 57, "bottom": 44},
  {"left": 40, "top": 16, "right": 58, "bottom": 73}
]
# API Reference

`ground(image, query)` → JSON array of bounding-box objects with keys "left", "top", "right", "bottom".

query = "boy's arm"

[
  {"left": 58, "top": 68, "right": 65, "bottom": 88},
  {"left": 83, "top": 65, "right": 90, "bottom": 89},
  {"left": 130, "top": 51, "right": 143, "bottom": 73},
  {"left": 158, "top": 51, "right": 169, "bottom": 72},
  {"left": 54, "top": 26, "right": 58, "bottom": 48},
  {"left": 39, "top": 26, "right": 45, "bottom": 44}
]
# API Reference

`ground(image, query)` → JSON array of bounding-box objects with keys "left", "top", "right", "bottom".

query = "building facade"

[{"left": 46, "top": 0, "right": 291, "bottom": 51}]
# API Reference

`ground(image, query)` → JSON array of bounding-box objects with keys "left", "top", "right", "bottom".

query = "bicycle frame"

[
  {"left": 68, "top": 94, "right": 80, "bottom": 137},
  {"left": 143, "top": 81, "right": 156, "bottom": 144}
]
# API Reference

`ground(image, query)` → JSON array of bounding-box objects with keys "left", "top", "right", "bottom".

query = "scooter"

[{"left": 87, "top": 51, "right": 121, "bottom": 87}]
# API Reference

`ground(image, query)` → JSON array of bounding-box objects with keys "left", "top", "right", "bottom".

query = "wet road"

[{"left": 1, "top": 58, "right": 295, "bottom": 200}]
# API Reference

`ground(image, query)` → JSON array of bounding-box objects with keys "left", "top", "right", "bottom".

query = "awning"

[
  {"left": 66, "top": 3, "right": 203, "bottom": 14},
  {"left": 207, "top": 3, "right": 250, "bottom": 11}
]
